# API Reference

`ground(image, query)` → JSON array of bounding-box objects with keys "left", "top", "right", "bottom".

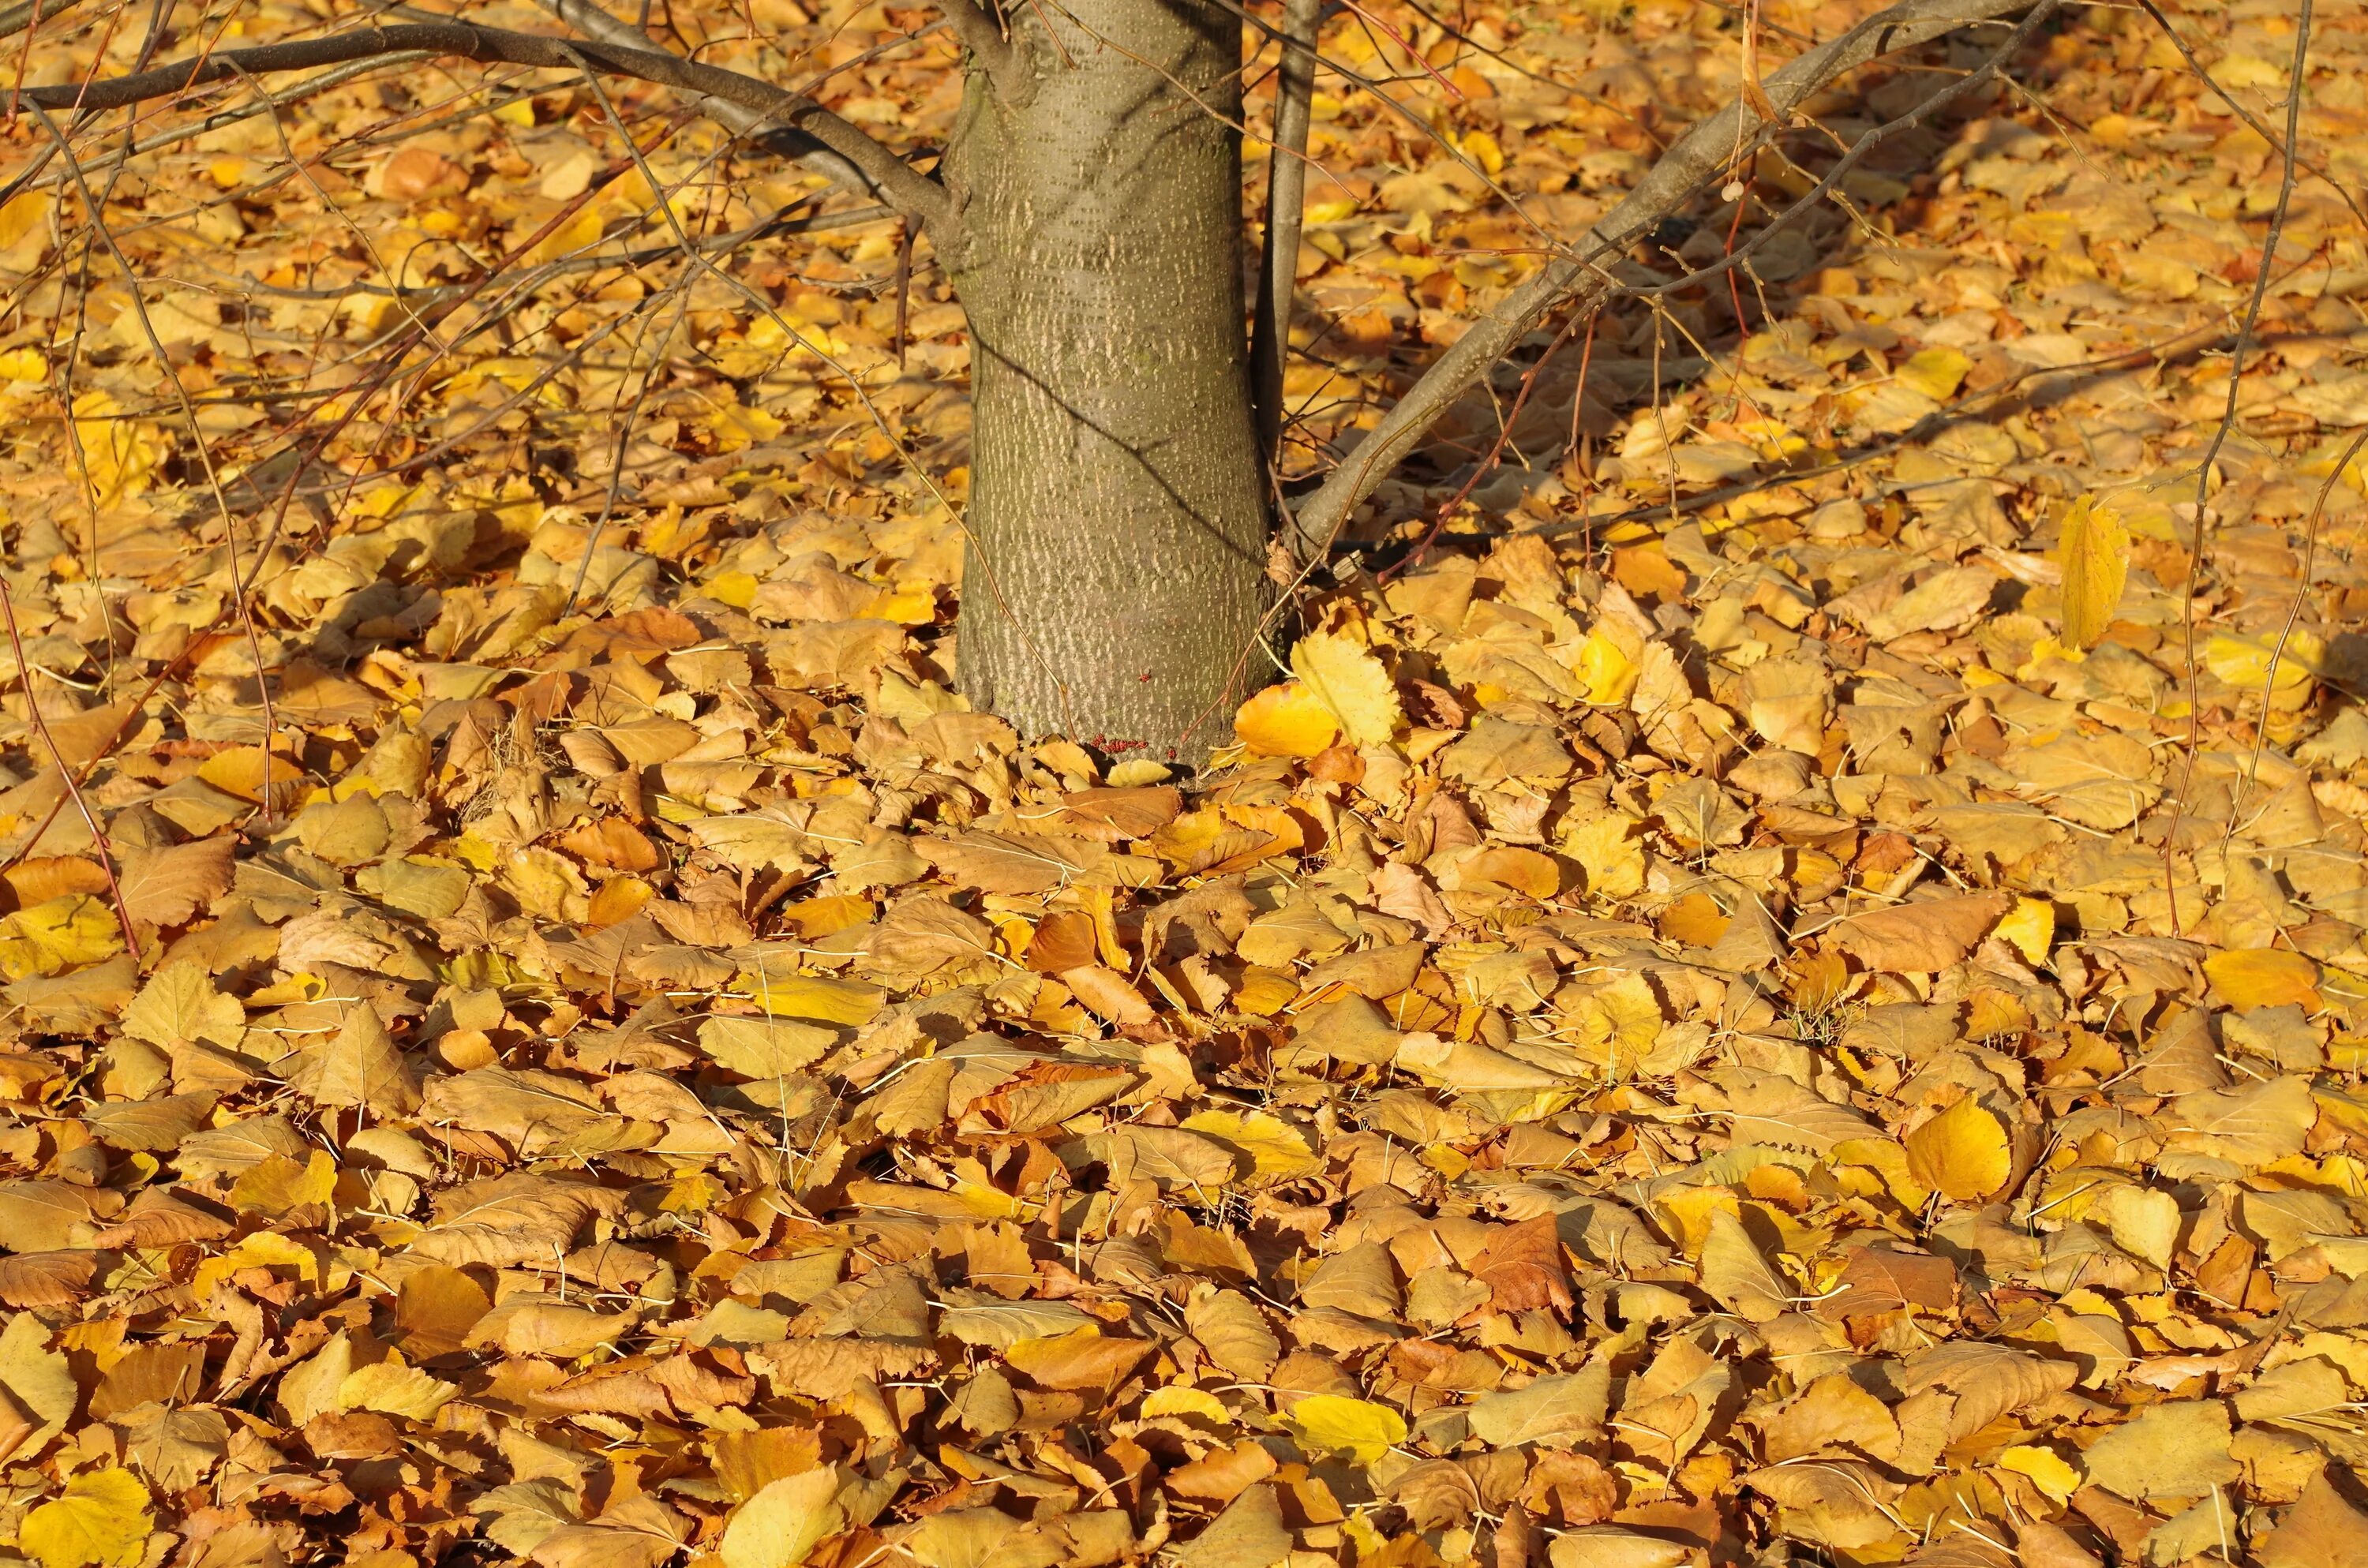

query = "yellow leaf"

[
  {"left": 190, "top": 1231, "right": 321, "bottom": 1302},
  {"left": 721, "top": 1467, "right": 846, "bottom": 1568},
  {"left": 2055, "top": 496, "right": 2129, "bottom": 652},
  {"left": 196, "top": 745, "right": 304, "bottom": 806},
  {"left": 2205, "top": 948, "right": 2321, "bottom": 1011},
  {"left": 1283, "top": 1394, "right": 1407, "bottom": 1465},
  {"left": 744, "top": 974, "right": 885, "bottom": 1027},
  {"left": 1233, "top": 681, "right": 1339, "bottom": 757},
  {"left": 229, "top": 1150, "right": 338, "bottom": 1214},
  {"left": 1573, "top": 971, "right": 1664, "bottom": 1075},
  {"left": 69, "top": 391, "right": 164, "bottom": 507},
  {"left": 336, "top": 1360, "right": 459, "bottom": 1420},
  {"left": 1831, "top": 1136, "right": 1931, "bottom": 1208},
  {"left": 0, "top": 191, "right": 50, "bottom": 253},
  {"left": 19, "top": 1469, "right": 152, "bottom": 1568},
  {"left": 866, "top": 588, "right": 938, "bottom": 625},
  {"left": 1896, "top": 346, "right": 1970, "bottom": 401},
  {"left": 1178, "top": 1109, "right": 1322, "bottom": 1183},
  {"left": 0, "top": 896, "right": 123, "bottom": 982},
  {"left": 1458, "top": 129, "right": 1504, "bottom": 176},
  {"left": 1575, "top": 625, "right": 1639, "bottom": 706},
  {"left": 526, "top": 202, "right": 606, "bottom": 265},
  {"left": 706, "top": 569, "right": 760, "bottom": 609},
  {"left": 1995, "top": 897, "right": 2055, "bottom": 966},
  {"left": 1231, "top": 970, "right": 1299, "bottom": 1016},
  {"left": 710, "top": 402, "right": 785, "bottom": 453},
  {"left": 1141, "top": 1385, "right": 1231, "bottom": 1422},
  {"left": 1291, "top": 629, "right": 1401, "bottom": 745},
  {"left": 1561, "top": 812, "right": 1643, "bottom": 900},
  {"left": 1998, "top": 1443, "right": 2081, "bottom": 1503},
  {"left": 1650, "top": 1184, "right": 1738, "bottom": 1258},
  {"left": 2205, "top": 628, "right": 2324, "bottom": 692},
  {"left": 1902, "top": 1097, "right": 2013, "bottom": 1203},
  {"left": 0, "top": 347, "right": 46, "bottom": 385}
]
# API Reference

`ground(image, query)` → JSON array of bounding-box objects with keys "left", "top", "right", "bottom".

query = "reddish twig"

[
  {"left": 1377, "top": 307, "right": 1589, "bottom": 584},
  {"left": 1333, "top": 0, "right": 1463, "bottom": 99},
  {"left": 1722, "top": 178, "right": 1754, "bottom": 337},
  {"left": 1565, "top": 313, "right": 1599, "bottom": 498}
]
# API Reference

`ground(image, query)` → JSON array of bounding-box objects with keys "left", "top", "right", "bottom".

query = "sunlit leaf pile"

[{"left": 0, "top": 0, "right": 2366, "bottom": 1566}]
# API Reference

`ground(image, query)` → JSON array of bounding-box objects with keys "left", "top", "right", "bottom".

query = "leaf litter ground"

[{"left": 2, "top": 2, "right": 2368, "bottom": 1566}]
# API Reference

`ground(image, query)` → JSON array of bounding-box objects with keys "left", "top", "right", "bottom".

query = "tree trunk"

[{"left": 941, "top": 0, "right": 1269, "bottom": 763}]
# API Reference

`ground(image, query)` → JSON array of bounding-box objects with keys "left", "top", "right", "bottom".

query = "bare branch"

[
  {"left": 0, "top": 0, "right": 85, "bottom": 39},
  {"left": 1286, "top": 0, "right": 2050, "bottom": 558},
  {"left": 1251, "top": 0, "right": 1320, "bottom": 468},
  {"left": 535, "top": 0, "right": 881, "bottom": 200},
  {"left": 935, "top": 0, "right": 1025, "bottom": 96},
  {"left": 19, "top": 18, "right": 952, "bottom": 226}
]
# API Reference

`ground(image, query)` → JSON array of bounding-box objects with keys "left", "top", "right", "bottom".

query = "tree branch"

[
  {"left": 0, "top": 0, "right": 85, "bottom": 39},
  {"left": 20, "top": 18, "right": 952, "bottom": 227},
  {"left": 1285, "top": 0, "right": 2049, "bottom": 559},
  {"left": 935, "top": 0, "right": 1025, "bottom": 97},
  {"left": 535, "top": 0, "right": 882, "bottom": 201},
  {"left": 1251, "top": 0, "right": 1321, "bottom": 468}
]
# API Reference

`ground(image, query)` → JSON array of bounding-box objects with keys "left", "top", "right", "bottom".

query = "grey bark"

[
  {"left": 43, "top": 0, "right": 2046, "bottom": 764},
  {"left": 941, "top": 0, "right": 1270, "bottom": 759}
]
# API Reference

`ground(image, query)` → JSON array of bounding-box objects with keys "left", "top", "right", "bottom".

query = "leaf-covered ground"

[{"left": 2, "top": 1, "right": 2368, "bottom": 1566}]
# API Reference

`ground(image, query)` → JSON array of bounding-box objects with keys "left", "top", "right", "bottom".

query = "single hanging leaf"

[{"left": 2055, "top": 495, "right": 2128, "bottom": 651}]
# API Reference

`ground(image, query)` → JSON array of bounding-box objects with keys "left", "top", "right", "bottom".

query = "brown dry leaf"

[
  {"left": 1829, "top": 893, "right": 2010, "bottom": 973},
  {"left": 0, "top": 6, "right": 2356, "bottom": 1565},
  {"left": 2078, "top": 1398, "right": 2239, "bottom": 1502},
  {"left": 1471, "top": 1215, "right": 1574, "bottom": 1315},
  {"left": 283, "top": 1007, "right": 422, "bottom": 1115},
  {"left": 2255, "top": 1468, "right": 2368, "bottom": 1566},
  {"left": 1699, "top": 1211, "right": 1790, "bottom": 1323}
]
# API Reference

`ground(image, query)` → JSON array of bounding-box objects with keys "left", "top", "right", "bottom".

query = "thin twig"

[
  {"left": 2133, "top": 0, "right": 2368, "bottom": 237},
  {"left": 28, "top": 102, "right": 282, "bottom": 820},
  {"left": 1286, "top": 0, "right": 2051, "bottom": 558},
  {"left": 1379, "top": 307, "right": 1589, "bottom": 583},
  {"left": 0, "top": 582, "right": 140, "bottom": 966},
  {"left": 2161, "top": 0, "right": 2311, "bottom": 937},
  {"left": 2228, "top": 425, "right": 2368, "bottom": 833},
  {"left": 16, "top": 19, "right": 952, "bottom": 226}
]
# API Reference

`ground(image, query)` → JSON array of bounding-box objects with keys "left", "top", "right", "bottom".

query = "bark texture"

[{"left": 942, "top": 0, "right": 1269, "bottom": 760}]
